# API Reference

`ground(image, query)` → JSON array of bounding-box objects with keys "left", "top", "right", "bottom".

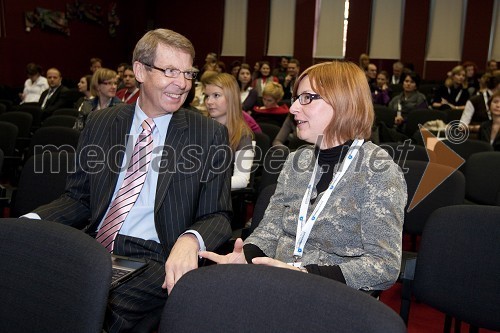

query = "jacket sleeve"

[
  {"left": 186, "top": 124, "right": 233, "bottom": 251},
  {"left": 244, "top": 153, "right": 294, "bottom": 257},
  {"left": 338, "top": 158, "right": 406, "bottom": 290}
]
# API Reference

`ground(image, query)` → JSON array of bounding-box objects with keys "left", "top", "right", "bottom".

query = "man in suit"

[
  {"left": 26, "top": 29, "right": 233, "bottom": 332},
  {"left": 460, "top": 74, "right": 500, "bottom": 134},
  {"left": 38, "top": 67, "right": 70, "bottom": 119},
  {"left": 390, "top": 61, "right": 404, "bottom": 85},
  {"left": 281, "top": 58, "right": 300, "bottom": 105}
]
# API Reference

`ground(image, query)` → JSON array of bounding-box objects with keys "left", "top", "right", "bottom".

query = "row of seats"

[
  {"left": 374, "top": 105, "right": 463, "bottom": 139},
  {"left": 0, "top": 107, "right": 80, "bottom": 184},
  {"left": 1, "top": 106, "right": 498, "bottom": 331},
  {"left": 2, "top": 203, "right": 498, "bottom": 332}
]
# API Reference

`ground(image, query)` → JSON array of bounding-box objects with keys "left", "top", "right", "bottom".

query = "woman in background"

[
  {"left": 204, "top": 73, "right": 256, "bottom": 190},
  {"left": 388, "top": 72, "right": 428, "bottom": 127},
  {"left": 252, "top": 82, "right": 289, "bottom": 126},
  {"left": 74, "top": 74, "right": 93, "bottom": 111},
  {"left": 252, "top": 61, "right": 279, "bottom": 99},
  {"left": 432, "top": 65, "right": 469, "bottom": 111},
  {"left": 20, "top": 62, "right": 48, "bottom": 104},
  {"left": 73, "top": 68, "right": 122, "bottom": 131},
  {"left": 372, "top": 70, "right": 391, "bottom": 106},
  {"left": 479, "top": 91, "right": 500, "bottom": 150},
  {"left": 238, "top": 64, "right": 259, "bottom": 112},
  {"left": 359, "top": 53, "right": 370, "bottom": 71}
]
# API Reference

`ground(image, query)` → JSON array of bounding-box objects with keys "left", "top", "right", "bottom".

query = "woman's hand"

[
  {"left": 394, "top": 115, "right": 404, "bottom": 125},
  {"left": 199, "top": 238, "right": 247, "bottom": 264},
  {"left": 252, "top": 257, "right": 302, "bottom": 272}
]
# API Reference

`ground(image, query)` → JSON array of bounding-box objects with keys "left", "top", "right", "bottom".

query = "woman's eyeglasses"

[
  {"left": 291, "top": 93, "right": 322, "bottom": 105},
  {"left": 100, "top": 81, "right": 118, "bottom": 86}
]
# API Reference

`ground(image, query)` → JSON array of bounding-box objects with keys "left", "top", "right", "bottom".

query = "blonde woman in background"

[
  {"left": 73, "top": 68, "right": 122, "bottom": 131},
  {"left": 432, "top": 65, "right": 469, "bottom": 111},
  {"left": 204, "top": 73, "right": 255, "bottom": 190}
]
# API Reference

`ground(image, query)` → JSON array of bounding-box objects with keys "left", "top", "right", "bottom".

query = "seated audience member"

[
  {"left": 479, "top": 90, "right": 500, "bottom": 150},
  {"left": 252, "top": 82, "right": 289, "bottom": 125},
  {"left": 461, "top": 74, "right": 500, "bottom": 133},
  {"left": 192, "top": 70, "right": 218, "bottom": 116},
  {"left": 390, "top": 61, "right": 404, "bottom": 85},
  {"left": 238, "top": 64, "right": 259, "bottom": 112},
  {"left": 281, "top": 58, "right": 300, "bottom": 105},
  {"left": 365, "top": 63, "right": 378, "bottom": 91},
  {"left": 116, "top": 62, "right": 129, "bottom": 90},
  {"left": 388, "top": 72, "right": 428, "bottom": 127},
  {"left": 116, "top": 66, "right": 140, "bottom": 104},
  {"left": 432, "top": 65, "right": 469, "bottom": 111},
  {"left": 204, "top": 73, "right": 255, "bottom": 190},
  {"left": 74, "top": 75, "right": 93, "bottom": 111},
  {"left": 216, "top": 61, "right": 226, "bottom": 73},
  {"left": 38, "top": 67, "right": 70, "bottom": 119},
  {"left": 21, "top": 62, "right": 49, "bottom": 104},
  {"left": 272, "top": 56, "right": 289, "bottom": 85},
  {"left": 229, "top": 60, "right": 242, "bottom": 78},
  {"left": 252, "top": 61, "right": 279, "bottom": 99},
  {"left": 372, "top": 70, "right": 391, "bottom": 106},
  {"left": 23, "top": 29, "right": 233, "bottom": 332},
  {"left": 462, "top": 60, "right": 480, "bottom": 95},
  {"left": 359, "top": 53, "right": 370, "bottom": 71},
  {"left": 199, "top": 52, "right": 218, "bottom": 78},
  {"left": 89, "top": 57, "right": 103, "bottom": 74},
  {"left": 486, "top": 59, "right": 498, "bottom": 74},
  {"left": 73, "top": 68, "right": 122, "bottom": 131},
  {"left": 200, "top": 61, "right": 406, "bottom": 292},
  {"left": 252, "top": 61, "right": 261, "bottom": 81}
]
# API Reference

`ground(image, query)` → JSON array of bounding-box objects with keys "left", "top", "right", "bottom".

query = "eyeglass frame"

[
  {"left": 291, "top": 92, "right": 322, "bottom": 105},
  {"left": 141, "top": 62, "right": 198, "bottom": 80}
]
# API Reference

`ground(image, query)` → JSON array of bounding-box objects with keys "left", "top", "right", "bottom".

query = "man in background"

[
  {"left": 38, "top": 67, "right": 70, "bottom": 119},
  {"left": 282, "top": 58, "right": 300, "bottom": 105},
  {"left": 390, "top": 61, "right": 404, "bottom": 85},
  {"left": 116, "top": 65, "right": 140, "bottom": 104}
]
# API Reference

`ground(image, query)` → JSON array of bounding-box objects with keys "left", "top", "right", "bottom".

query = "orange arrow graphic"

[{"left": 407, "top": 126, "right": 465, "bottom": 211}]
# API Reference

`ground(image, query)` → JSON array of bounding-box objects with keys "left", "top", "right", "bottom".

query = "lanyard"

[
  {"left": 293, "top": 139, "right": 364, "bottom": 259},
  {"left": 484, "top": 91, "right": 492, "bottom": 120},
  {"left": 448, "top": 87, "right": 463, "bottom": 103}
]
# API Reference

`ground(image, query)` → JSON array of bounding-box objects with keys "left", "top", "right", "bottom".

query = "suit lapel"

[
  {"left": 97, "top": 105, "right": 134, "bottom": 220},
  {"left": 155, "top": 109, "right": 189, "bottom": 213}
]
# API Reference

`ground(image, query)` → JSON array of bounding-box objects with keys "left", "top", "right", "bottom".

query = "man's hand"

[
  {"left": 162, "top": 234, "right": 199, "bottom": 294},
  {"left": 199, "top": 238, "right": 246, "bottom": 264}
]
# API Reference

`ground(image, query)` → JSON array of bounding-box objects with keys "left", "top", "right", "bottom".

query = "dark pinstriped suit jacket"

[{"left": 34, "top": 103, "right": 233, "bottom": 255}]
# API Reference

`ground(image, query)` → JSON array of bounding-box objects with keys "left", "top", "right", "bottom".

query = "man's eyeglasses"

[
  {"left": 142, "top": 63, "right": 198, "bottom": 80},
  {"left": 291, "top": 93, "right": 322, "bottom": 105}
]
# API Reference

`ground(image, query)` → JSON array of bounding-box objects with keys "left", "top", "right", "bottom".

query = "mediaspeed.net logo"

[{"left": 407, "top": 120, "right": 467, "bottom": 212}]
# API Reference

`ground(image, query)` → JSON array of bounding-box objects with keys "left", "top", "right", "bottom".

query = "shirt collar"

[{"left": 133, "top": 99, "right": 171, "bottom": 137}]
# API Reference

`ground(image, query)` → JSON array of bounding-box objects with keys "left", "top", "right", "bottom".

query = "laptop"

[{"left": 111, "top": 254, "right": 149, "bottom": 290}]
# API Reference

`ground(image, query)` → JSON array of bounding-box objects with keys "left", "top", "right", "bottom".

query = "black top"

[{"left": 313, "top": 142, "right": 351, "bottom": 200}]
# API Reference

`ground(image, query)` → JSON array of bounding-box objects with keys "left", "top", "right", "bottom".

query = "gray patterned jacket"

[{"left": 245, "top": 141, "right": 407, "bottom": 290}]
